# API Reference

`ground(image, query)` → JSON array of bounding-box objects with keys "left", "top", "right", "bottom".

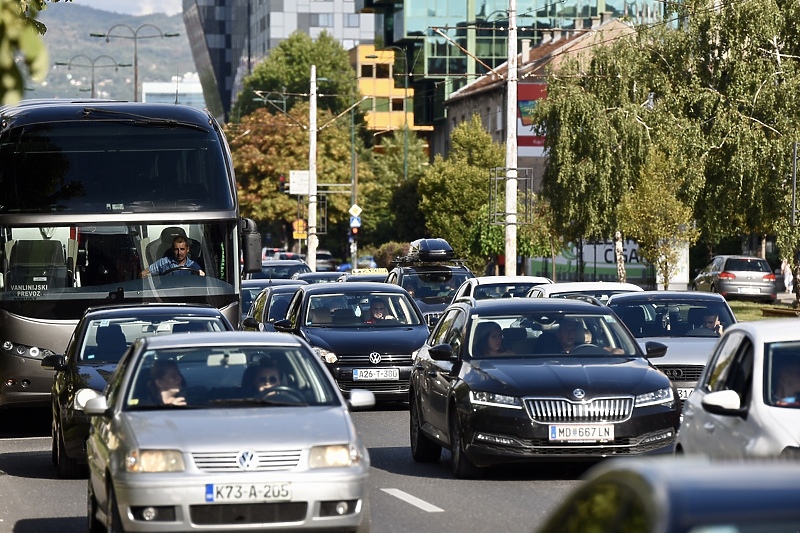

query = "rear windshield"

[{"left": 724, "top": 258, "right": 770, "bottom": 272}]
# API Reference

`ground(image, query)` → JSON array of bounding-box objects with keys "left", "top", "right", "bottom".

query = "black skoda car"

[
  {"left": 274, "top": 282, "right": 429, "bottom": 401},
  {"left": 409, "top": 298, "right": 680, "bottom": 478}
]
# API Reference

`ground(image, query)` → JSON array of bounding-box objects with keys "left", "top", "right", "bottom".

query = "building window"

[
  {"left": 361, "top": 64, "right": 374, "bottom": 78},
  {"left": 376, "top": 63, "right": 390, "bottom": 79},
  {"left": 391, "top": 98, "right": 404, "bottom": 112},
  {"left": 345, "top": 14, "right": 360, "bottom": 27},
  {"left": 310, "top": 13, "right": 333, "bottom": 27}
]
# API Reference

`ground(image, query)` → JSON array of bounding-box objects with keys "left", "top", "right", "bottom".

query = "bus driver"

[{"left": 141, "top": 236, "right": 205, "bottom": 277}]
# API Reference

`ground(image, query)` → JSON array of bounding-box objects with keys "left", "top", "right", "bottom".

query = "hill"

[{"left": 30, "top": 3, "right": 194, "bottom": 101}]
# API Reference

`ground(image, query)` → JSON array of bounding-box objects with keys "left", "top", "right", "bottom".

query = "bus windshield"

[{"left": 0, "top": 222, "right": 237, "bottom": 321}]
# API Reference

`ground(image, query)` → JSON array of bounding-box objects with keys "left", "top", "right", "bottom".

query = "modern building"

[
  {"left": 357, "top": 0, "right": 666, "bottom": 156},
  {"left": 142, "top": 73, "right": 206, "bottom": 110},
  {"left": 183, "top": 0, "right": 375, "bottom": 122}
]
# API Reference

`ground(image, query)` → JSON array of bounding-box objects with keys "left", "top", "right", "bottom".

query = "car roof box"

[{"left": 409, "top": 238, "right": 454, "bottom": 261}]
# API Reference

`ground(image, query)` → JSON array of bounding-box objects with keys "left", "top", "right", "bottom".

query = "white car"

[
  {"left": 676, "top": 319, "right": 800, "bottom": 459},
  {"left": 450, "top": 275, "right": 553, "bottom": 304},
  {"left": 526, "top": 281, "right": 644, "bottom": 304}
]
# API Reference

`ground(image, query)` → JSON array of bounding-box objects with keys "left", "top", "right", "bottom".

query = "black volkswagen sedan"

[
  {"left": 274, "top": 282, "right": 429, "bottom": 401},
  {"left": 40, "top": 303, "right": 234, "bottom": 478},
  {"left": 409, "top": 298, "right": 680, "bottom": 478}
]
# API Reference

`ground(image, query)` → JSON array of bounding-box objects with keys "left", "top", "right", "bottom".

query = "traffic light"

[
  {"left": 349, "top": 226, "right": 359, "bottom": 242},
  {"left": 278, "top": 174, "right": 286, "bottom": 193}
]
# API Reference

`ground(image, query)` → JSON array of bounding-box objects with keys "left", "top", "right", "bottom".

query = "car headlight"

[
  {"left": 309, "top": 444, "right": 363, "bottom": 468},
  {"left": 635, "top": 387, "right": 674, "bottom": 407},
  {"left": 469, "top": 391, "right": 522, "bottom": 409},
  {"left": 313, "top": 347, "right": 338, "bottom": 364},
  {"left": 125, "top": 450, "right": 185, "bottom": 473}
]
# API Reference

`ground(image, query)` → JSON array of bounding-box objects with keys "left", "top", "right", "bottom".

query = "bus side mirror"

[{"left": 240, "top": 218, "right": 261, "bottom": 274}]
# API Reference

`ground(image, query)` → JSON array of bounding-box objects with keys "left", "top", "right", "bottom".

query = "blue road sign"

[{"left": 350, "top": 216, "right": 361, "bottom": 228}]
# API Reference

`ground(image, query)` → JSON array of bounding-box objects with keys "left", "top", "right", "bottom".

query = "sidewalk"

[{"left": 776, "top": 291, "right": 798, "bottom": 306}]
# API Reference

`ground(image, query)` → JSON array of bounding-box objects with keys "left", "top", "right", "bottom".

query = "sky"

[{"left": 69, "top": 0, "right": 182, "bottom": 16}]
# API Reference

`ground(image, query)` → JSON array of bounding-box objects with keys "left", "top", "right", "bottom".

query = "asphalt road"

[{"left": 0, "top": 404, "right": 585, "bottom": 533}]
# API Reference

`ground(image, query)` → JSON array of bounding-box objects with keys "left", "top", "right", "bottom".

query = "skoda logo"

[
  {"left": 369, "top": 352, "right": 382, "bottom": 364},
  {"left": 664, "top": 368, "right": 684, "bottom": 379},
  {"left": 573, "top": 388, "right": 586, "bottom": 400},
  {"left": 236, "top": 450, "right": 259, "bottom": 471}
]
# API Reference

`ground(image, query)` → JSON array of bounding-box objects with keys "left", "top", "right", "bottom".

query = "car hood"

[
  {"left": 469, "top": 357, "right": 667, "bottom": 398},
  {"left": 76, "top": 363, "right": 119, "bottom": 392},
  {"left": 304, "top": 326, "right": 428, "bottom": 355},
  {"left": 635, "top": 336, "right": 718, "bottom": 365},
  {"left": 122, "top": 406, "right": 356, "bottom": 451}
]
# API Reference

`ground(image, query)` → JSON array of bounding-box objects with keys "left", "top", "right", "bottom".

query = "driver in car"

[{"left": 141, "top": 236, "right": 205, "bottom": 277}]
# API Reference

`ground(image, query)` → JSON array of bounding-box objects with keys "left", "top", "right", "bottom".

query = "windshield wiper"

[{"left": 81, "top": 107, "right": 208, "bottom": 132}]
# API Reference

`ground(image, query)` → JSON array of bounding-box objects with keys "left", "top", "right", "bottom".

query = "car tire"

[
  {"left": 409, "top": 398, "right": 441, "bottom": 463},
  {"left": 50, "top": 419, "right": 58, "bottom": 466},
  {"left": 448, "top": 408, "right": 482, "bottom": 479},
  {"left": 56, "top": 423, "right": 84, "bottom": 479},
  {"left": 108, "top": 485, "right": 126, "bottom": 533},
  {"left": 87, "top": 479, "right": 104, "bottom": 533}
]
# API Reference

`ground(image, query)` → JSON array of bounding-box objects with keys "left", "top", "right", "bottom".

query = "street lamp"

[
  {"left": 55, "top": 54, "right": 131, "bottom": 98},
  {"left": 253, "top": 88, "right": 287, "bottom": 113},
  {"left": 367, "top": 46, "right": 409, "bottom": 181},
  {"left": 90, "top": 24, "right": 180, "bottom": 102}
]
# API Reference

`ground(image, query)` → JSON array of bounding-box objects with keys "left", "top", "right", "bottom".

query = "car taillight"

[
  {"left": 763, "top": 273, "right": 776, "bottom": 281},
  {"left": 718, "top": 272, "right": 736, "bottom": 280}
]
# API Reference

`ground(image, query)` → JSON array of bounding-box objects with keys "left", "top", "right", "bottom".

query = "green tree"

[
  {"left": 232, "top": 31, "right": 360, "bottom": 120},
  {"left": 618, "top": 148, "right": 700, "bottom": 289},
  {"left": 419, "top": 114, "right": 505, "bottom": 271},
  {"left": 1, "top": 0, "right": 54, "bottom": 104}
]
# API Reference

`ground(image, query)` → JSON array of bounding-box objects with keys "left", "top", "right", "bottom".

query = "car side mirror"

[
  {"left": 347, "top": 389, "right": 376, "bottom": 410},
  {"left": 701, "top": 389, "right": 747, "bottom": 418},
  {"left": 429, "top": 343, "right": 454, "bottom": 361},
  {"left": 273, "top": 319, "right": 292, "bottom": 332},
  {"left": 83, "top": 394, "right": 110, "bottom": 416},
  {"left": 644, "top": 341, "right": 668, "bottom": 359},
  {"left": 241, "top": 316, "right": 259, "bottom": 330},
  {"left": 40, "top": 353, "right": 67, "bottom": 371}
]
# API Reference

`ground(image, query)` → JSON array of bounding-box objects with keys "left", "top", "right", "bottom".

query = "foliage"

[
  {"left": 1, "top": 0, "right": 55, "bottom": 104},
  {"left": 374, "top": 241, "right": 409, "bottom": 268},
  {"left": 618, "top": 148, "right": 700, "bottom": 289},
  {"left": 468, "top": 201, "right": 554, "bottom": 260},
  {"left": 774, "top": 217, "right": 800, "bottom": 303},
  {"left": 232, "top": 31, "right": 360, "bottom": 121}
]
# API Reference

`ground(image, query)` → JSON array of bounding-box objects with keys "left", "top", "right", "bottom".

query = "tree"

[
  {"left": 618, "top": 148, "right": 700, "bottom": 290},
  {"left": 232, "top": 31, "right": 360, "bottom": 121},
  {"left": 1, "top": 0, "right": 55, "bottom": 105}
]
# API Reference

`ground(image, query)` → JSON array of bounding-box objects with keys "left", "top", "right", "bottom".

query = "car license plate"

[
  {"left": 678, "top": 388, "right": 693, "bottom": 400},
  {"left": 738, "top": 287, "right": 761, "bottom": 294},
  {"left": 205, "top": 483, "right": 291, "bottom": 503},
  {"left": 549, "top": 424, "right": 614, "bottom": 442},
  {"left": 353, "top": 368, "right": 399, "bottom": 381}
]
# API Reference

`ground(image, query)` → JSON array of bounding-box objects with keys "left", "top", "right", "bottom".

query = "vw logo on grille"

[
  {"left": 369, "top": 352, "right": 382, "bottom": 364},
  {"left": 236, "top": 450, "right": 259, "bottom": 471},
  {"left": 663, "top": 368, "right": 684, "bottom": 379},
  {"left": 572, "top": 388, "right": 586, "bottom": 400}
]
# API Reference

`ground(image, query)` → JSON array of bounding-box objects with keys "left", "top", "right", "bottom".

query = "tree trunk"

[
  {"left": 615, "top": 231, "right": 627, "bottom": 283},
  {"left": 550, "top": 237, "right": 557, "bottom": 281}
]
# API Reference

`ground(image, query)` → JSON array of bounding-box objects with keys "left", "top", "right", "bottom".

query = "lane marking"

[{"left": 381, "top": 488, "right": 444, "bottom": 513}]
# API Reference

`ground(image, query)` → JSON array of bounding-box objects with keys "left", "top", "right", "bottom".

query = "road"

[{"left": 0, "top": 404, "right": 585, "bottom": 533}]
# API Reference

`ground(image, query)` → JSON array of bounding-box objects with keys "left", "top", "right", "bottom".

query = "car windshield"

[
  {"left": 547, "top": 290, "right": 635, "bottom": 304},
  {"left": 608, "top": 300, "right": 735, "bottom": 338},
  {"left": 403, "top": 271, "right": 472, "bottom": 303},
  {"left": 79, "top": 316, "right": 229, "bottom": 363},
  {"left": 305, "top": 292, "right": 421, "bottom": 327},
  {"left": 474, "top": 283, "right": 546, "bottom": 299},
  {"left": 252, "top": 263, "right": 311, "bottom": 279},
  {"left": 765, "top": 342, "right": 800, "bottom": 408},
  {"left": 725, "top": 258, "right": 770, "bottom": 272},
  {"left": 124, "top": 345, "right": 339, "bottom": 408},
  {"left": 468, "top": 313, "right": 639, "bottom": 358}
]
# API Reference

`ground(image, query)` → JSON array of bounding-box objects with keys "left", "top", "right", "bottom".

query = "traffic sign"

[
  {"left": 289, "top": 170, "right": 309, "bottom": 195},
  {"left": 350, "top": 216, "right": 361, "bottom": 228},
  {"left": 349, "top": 204, "right": 362, "bottom": 217}
]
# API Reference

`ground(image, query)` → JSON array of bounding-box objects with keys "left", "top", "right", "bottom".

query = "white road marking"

[{"left": 381, "top": 488, "right": 444, "bottom": 513}]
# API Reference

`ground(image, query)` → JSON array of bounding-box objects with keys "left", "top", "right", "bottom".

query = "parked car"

[
  {"left": 607, "top": 291, "right": 736, "bottom": 406},
  {"left": 450, "top": 275, "right": 553, "bottom": 304},
  {"left": 692, "top": 254, "right": 778, "bottom": 303},
  {"left": 409, "top": 298, "right": 679, "bottom": 478},
  {"left": 246, "top": 259, "right": 311, "bottom": 280},
  {"left": 40, "top": 303, "right": 234, "bottom": 479},
  {"left": 274, "top": 282, "right": 429, "bottom": 401},
  {"left": 536, "top": 457, "right": 800, "bottom": 533},
  {"left": 526, "top": 281, "right": 643, "bottom": 303},
  {"left": 241, "top": 278, "right": 305, "bottom": 324},
  {"left": 83, "top": 331, "right": 374, "bottom": 532},
  {"left": 241, "top": 282, "right": 306, "bottom": 332},
  {"left": 676, "top": 318, "right": 800, "bottom": 459},
  {"left": 386, "top": 238, "right": 475, "bottom": 327}
]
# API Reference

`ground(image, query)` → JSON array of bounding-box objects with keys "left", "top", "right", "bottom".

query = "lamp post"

[
  {"left": 368, "top": 46, "right": 409, "bottom": 181},
  {"left": 90, "top": 24, "right": 179, "bottom": 102},
  {"left": 253, "top": 88, "right": 287, "bottom": 113},
  {"left": 55, "top": 54, "right": 131, "bottom": 98}
]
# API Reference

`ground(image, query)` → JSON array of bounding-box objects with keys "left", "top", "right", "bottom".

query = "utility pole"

[
  {"left": 504, "top": 0, "right": 518, "bottom": 275},
  {"left": 308, "top": 65, "right": 318, "bottom": 272}
]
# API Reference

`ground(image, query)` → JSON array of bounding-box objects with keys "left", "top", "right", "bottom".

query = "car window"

[
  {"left": 765, "top": 341, "right": 800, "bottom": 408},
  {"left": 702, "top": 331, "right": 744, "bottom": 392},
  {"left": 474, "top": 283, "right": 540, "bottom": 299},
  {"left": 609, "top": 301, "right": 734, "bottom": 338},
  {"left": 305, "top": 292, "right": 421, "bottom": 326},
  {"left": 724, "top": 258, "right": 770, "bottom": 272},
  {"left": 124, "top": 345, "right": 339, "bottom": 408},
  {"left": 429, "top": 309, "right": 460, "bottom": 346},
  {"left": 251, "top": 290, "right": 268, "bottom": 321}
]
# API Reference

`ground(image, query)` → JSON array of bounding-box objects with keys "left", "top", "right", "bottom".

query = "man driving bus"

[{"left": 141, "top": 236, "right": 205, "bottom": 277}]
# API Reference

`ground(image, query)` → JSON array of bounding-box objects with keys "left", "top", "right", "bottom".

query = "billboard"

[{"left": 518, "top": 83, "right": 547, "bottom": 158}]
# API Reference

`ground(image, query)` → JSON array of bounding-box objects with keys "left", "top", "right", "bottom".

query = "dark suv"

[{"left": 386, "top": 238, "right": 475, "bottom": 327}]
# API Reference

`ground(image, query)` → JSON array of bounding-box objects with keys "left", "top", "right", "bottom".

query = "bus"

[{"left": 0, "top": 100, "right": 261, "bottom": 410}]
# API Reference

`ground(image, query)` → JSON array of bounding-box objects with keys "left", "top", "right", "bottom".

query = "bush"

[{"left": 375, "top": 242, "right": 409, "bottom": 268}]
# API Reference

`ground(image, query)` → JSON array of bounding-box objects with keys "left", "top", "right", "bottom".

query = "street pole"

[
  {"left": 351, "top": 102, "right": 358, "bottom": 269},
  {"left": 504, "top": 0, "right": 518, "bottom": 275},
  {"left": 308, "top": 65, "right": 319, "bottom": 272},
  {"left": 402, "top": 50, "right": 409, "bottom": 182},
  {"left": 55, "top": 55, "right": 131, "bottom": 98}
]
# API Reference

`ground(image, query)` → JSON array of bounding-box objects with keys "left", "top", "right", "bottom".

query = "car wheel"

[
  {"left": 108, "top": 485, "right": 126, "bottom": 533},
  {"left": 56, "top": 424, "right": 84, "bottom": 479},
  {"left": 50, "top": 419, "right": 58, "bottom": 466},
  {"left": 448, "top": 408, "right": 482, "bottom": 479},
  {"left": 409, "top": 398, "right": 441, "bottom": 463},
  {"left": 87, "top": 479, "right": 104, "bottom": 533}
]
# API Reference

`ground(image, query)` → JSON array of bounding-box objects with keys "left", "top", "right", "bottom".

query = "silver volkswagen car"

[{"left": 82, "top": 331, "right": 374, "bottom": 532}]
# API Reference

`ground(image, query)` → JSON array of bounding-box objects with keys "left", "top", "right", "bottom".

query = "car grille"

[
  {"left": 654, "top": 365, "right": 704, "bottom": 383},
  {"left": 338, "top": 382, "right": 409, "bottom": 393},
  {"left": 525, "top": 397, "right": 633, "bottom": 423},
  {"left": 338, "top": 353, "right": 412, "bottom": 365},
  {"left": 192, "top": 450, "right": 302, "bottom": 472},
  {"left": 190, "top": 502, "right": 307, "bottom": 525}
]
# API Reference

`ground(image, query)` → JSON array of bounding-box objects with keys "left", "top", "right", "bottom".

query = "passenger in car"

[
  {"left": 774, "top": 359, "right": 800, "bottom": 406},
  {"left": 474, "top": 322, "right": 514, "bottom": 357}
]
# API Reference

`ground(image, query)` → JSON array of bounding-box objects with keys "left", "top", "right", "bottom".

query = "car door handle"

[
  {"left": 703, "top": 422, "right": 715, "bottom": 433},
  {"left": 414, "top": 363, "right": 424, "bottom": 371},
  {"left": 427, "top": 371, "right": 437, "bottom": 377}
]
